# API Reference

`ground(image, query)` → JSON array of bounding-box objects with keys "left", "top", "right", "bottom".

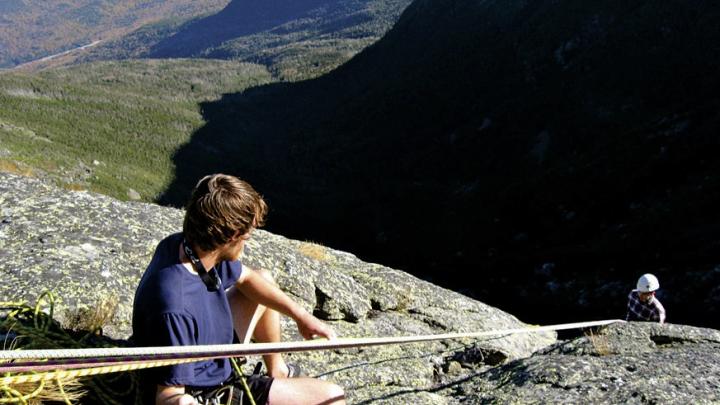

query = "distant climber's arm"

[{"left": 656, "top": 300, "right": 666, "bottom": 324}]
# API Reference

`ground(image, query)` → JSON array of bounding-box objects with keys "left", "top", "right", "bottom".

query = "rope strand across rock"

[
  {"left": 0, "top": 293, "right": 623, "bottom": 403},
  {"left": 1, "top": 319, "right": 624, "bottom": 380}
]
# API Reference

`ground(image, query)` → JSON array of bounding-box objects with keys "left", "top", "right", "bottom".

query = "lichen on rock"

[
  {"left": 458, "top": 322, "right": 720, "bottom": 404},
  {"left": 5, "top": 172, "right": 718, "bottom": 403}
]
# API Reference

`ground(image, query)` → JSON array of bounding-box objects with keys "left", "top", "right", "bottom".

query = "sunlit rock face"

[
  {"left": 458, "top": 322, "right": 720, "bottom": 404},
  {"left": 2, "top": 172, "right": 719, "bottom": 403},
  {"left": 0, "top": 171, "right": 554, "bottom": 403}
]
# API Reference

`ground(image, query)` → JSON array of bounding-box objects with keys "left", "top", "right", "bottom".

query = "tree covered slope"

[
  {"left": 80, "top": 0, "right": 413, "bottom": 80},
  {"left": 0, "top": 59, "right": 271, "bottom": 199}
]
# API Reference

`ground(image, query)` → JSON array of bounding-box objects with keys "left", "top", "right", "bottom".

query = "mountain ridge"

[
  {"left": 0, "top": 0, "right": 229, "bottom": 68},
  {"left": 80, "top": 0, "right": 413, "bottom": 80},
  {"left": 1, "top": 0, "right": 718, "bottom": 330}
]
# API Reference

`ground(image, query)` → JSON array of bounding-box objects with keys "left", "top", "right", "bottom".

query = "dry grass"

[
  {"left": 0, "top": 159, "right": 35, "bottom": 177},
  {"left": 298, "top": 241, "right": 330, "bottom": 262},
  {"left": 65, "top": 294, "right": 118, "bottom": 335},
  {"left": 61, "top": 182, "right": 87, "bottom": 192},
  {"left": 585, "top": 329, "right": 613, "bottom": 356},
  {"left": 395, "top": 292, "right": 413, "bottom": 312},
  {"left": 14, "top": 379, "right": 87, "bottom": 404}
]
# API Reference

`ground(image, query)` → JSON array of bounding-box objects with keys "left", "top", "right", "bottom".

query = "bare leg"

[
  {"left": 227, "top": 268, "right": 289, "bottom": 377},
  {"left": 268, "top": 378, "right": 345, "bottom": 405},
  {"left": 228, "top": 268, "right": 346, "bottom": 404}
]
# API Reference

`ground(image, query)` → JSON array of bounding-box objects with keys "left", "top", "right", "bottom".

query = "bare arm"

[
  {"left": 656, "top": 300, "right": 666, "bottom": 324},
  {"left": 156, "top": 385, "right": 198, "bottom": 405},
  {"left": 236, "top": 268, "right": 336, "bottom": 340}
]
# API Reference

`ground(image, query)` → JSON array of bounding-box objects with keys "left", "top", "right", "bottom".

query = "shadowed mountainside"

[
  {"left": 80, "top": 0, "right": 413, "bottom": 80},
  {"left": 157, "top": 0, "right": 720, "bottom": 328},
  {"left": 148, "top": 0, "right": 333, "bottom": 57}
]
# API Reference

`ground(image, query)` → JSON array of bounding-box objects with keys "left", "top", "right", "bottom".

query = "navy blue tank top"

[{"left": 132, "top": 233, "right": 242, "bottom": 388}]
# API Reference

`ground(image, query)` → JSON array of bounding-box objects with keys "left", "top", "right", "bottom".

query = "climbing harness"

[{"left": 187, "top": 359, "right": 260, "bottom": 405}]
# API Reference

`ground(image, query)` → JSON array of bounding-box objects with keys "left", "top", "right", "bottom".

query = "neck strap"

[{"left": 183, "top": 237, "right": 222, "bottom": 292}]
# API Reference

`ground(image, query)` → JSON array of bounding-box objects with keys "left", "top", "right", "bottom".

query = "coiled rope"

[{"left": 1, "top": 293, "right": 136, "bottom": 404}]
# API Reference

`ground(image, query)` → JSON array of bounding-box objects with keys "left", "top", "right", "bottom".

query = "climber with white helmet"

[{"left": 626, "top": 273, "right": 666, "bottom": 324}]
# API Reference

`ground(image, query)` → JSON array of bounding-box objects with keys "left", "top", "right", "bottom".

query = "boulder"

[{"left": 455, "top": 322, "right": 720, "bottom": 404}]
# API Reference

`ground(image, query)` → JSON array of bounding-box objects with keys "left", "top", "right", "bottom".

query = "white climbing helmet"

[{"left": 636, "top": 273, "right": 660, "bottom": 292}]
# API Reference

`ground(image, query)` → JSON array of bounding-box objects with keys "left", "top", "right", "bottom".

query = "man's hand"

[
  {"left": 296, "top": 310, "right": 337, "bottom": 340},
  {"left": 156, "top": 386, "right": 198, "bottom": 405},
  {"left": 175, "top": 394, "right": 199, "bottom": 405}
]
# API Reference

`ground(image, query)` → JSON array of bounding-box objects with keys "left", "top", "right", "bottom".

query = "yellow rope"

[
  {"left": 1, "top": 293, "right": 140, "bottom": 404},
  {"left": 0, "top": 357, "right": 209, "bottom": 386},
  {"left": 33, "top": 291, "right": 54, "bottom": 332},
  {"left": 0, "top": 380, "right": 44, "bottom": 404},
  {"left": 231, "top": 358, "right": 256, "bottom": 405}
]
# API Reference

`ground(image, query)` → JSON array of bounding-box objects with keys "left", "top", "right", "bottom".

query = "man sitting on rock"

[
  {"left": 626, "top": 273, "right": 666, "bottom": 324},
  {"left": 132, "top": 174, "right": 346, "bottom": 405}
]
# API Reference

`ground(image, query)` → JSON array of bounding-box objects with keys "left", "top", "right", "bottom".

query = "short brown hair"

[{"left": 183, "top": 174, "right": 267, "bottom": 251}]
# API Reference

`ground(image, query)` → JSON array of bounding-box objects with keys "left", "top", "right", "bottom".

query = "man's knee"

[
  {"left": 325, "top": 382, "right": 345, "bottom": 401},
  {"left": 268, "top": 378, "right": 345, "bottom": 404}
]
